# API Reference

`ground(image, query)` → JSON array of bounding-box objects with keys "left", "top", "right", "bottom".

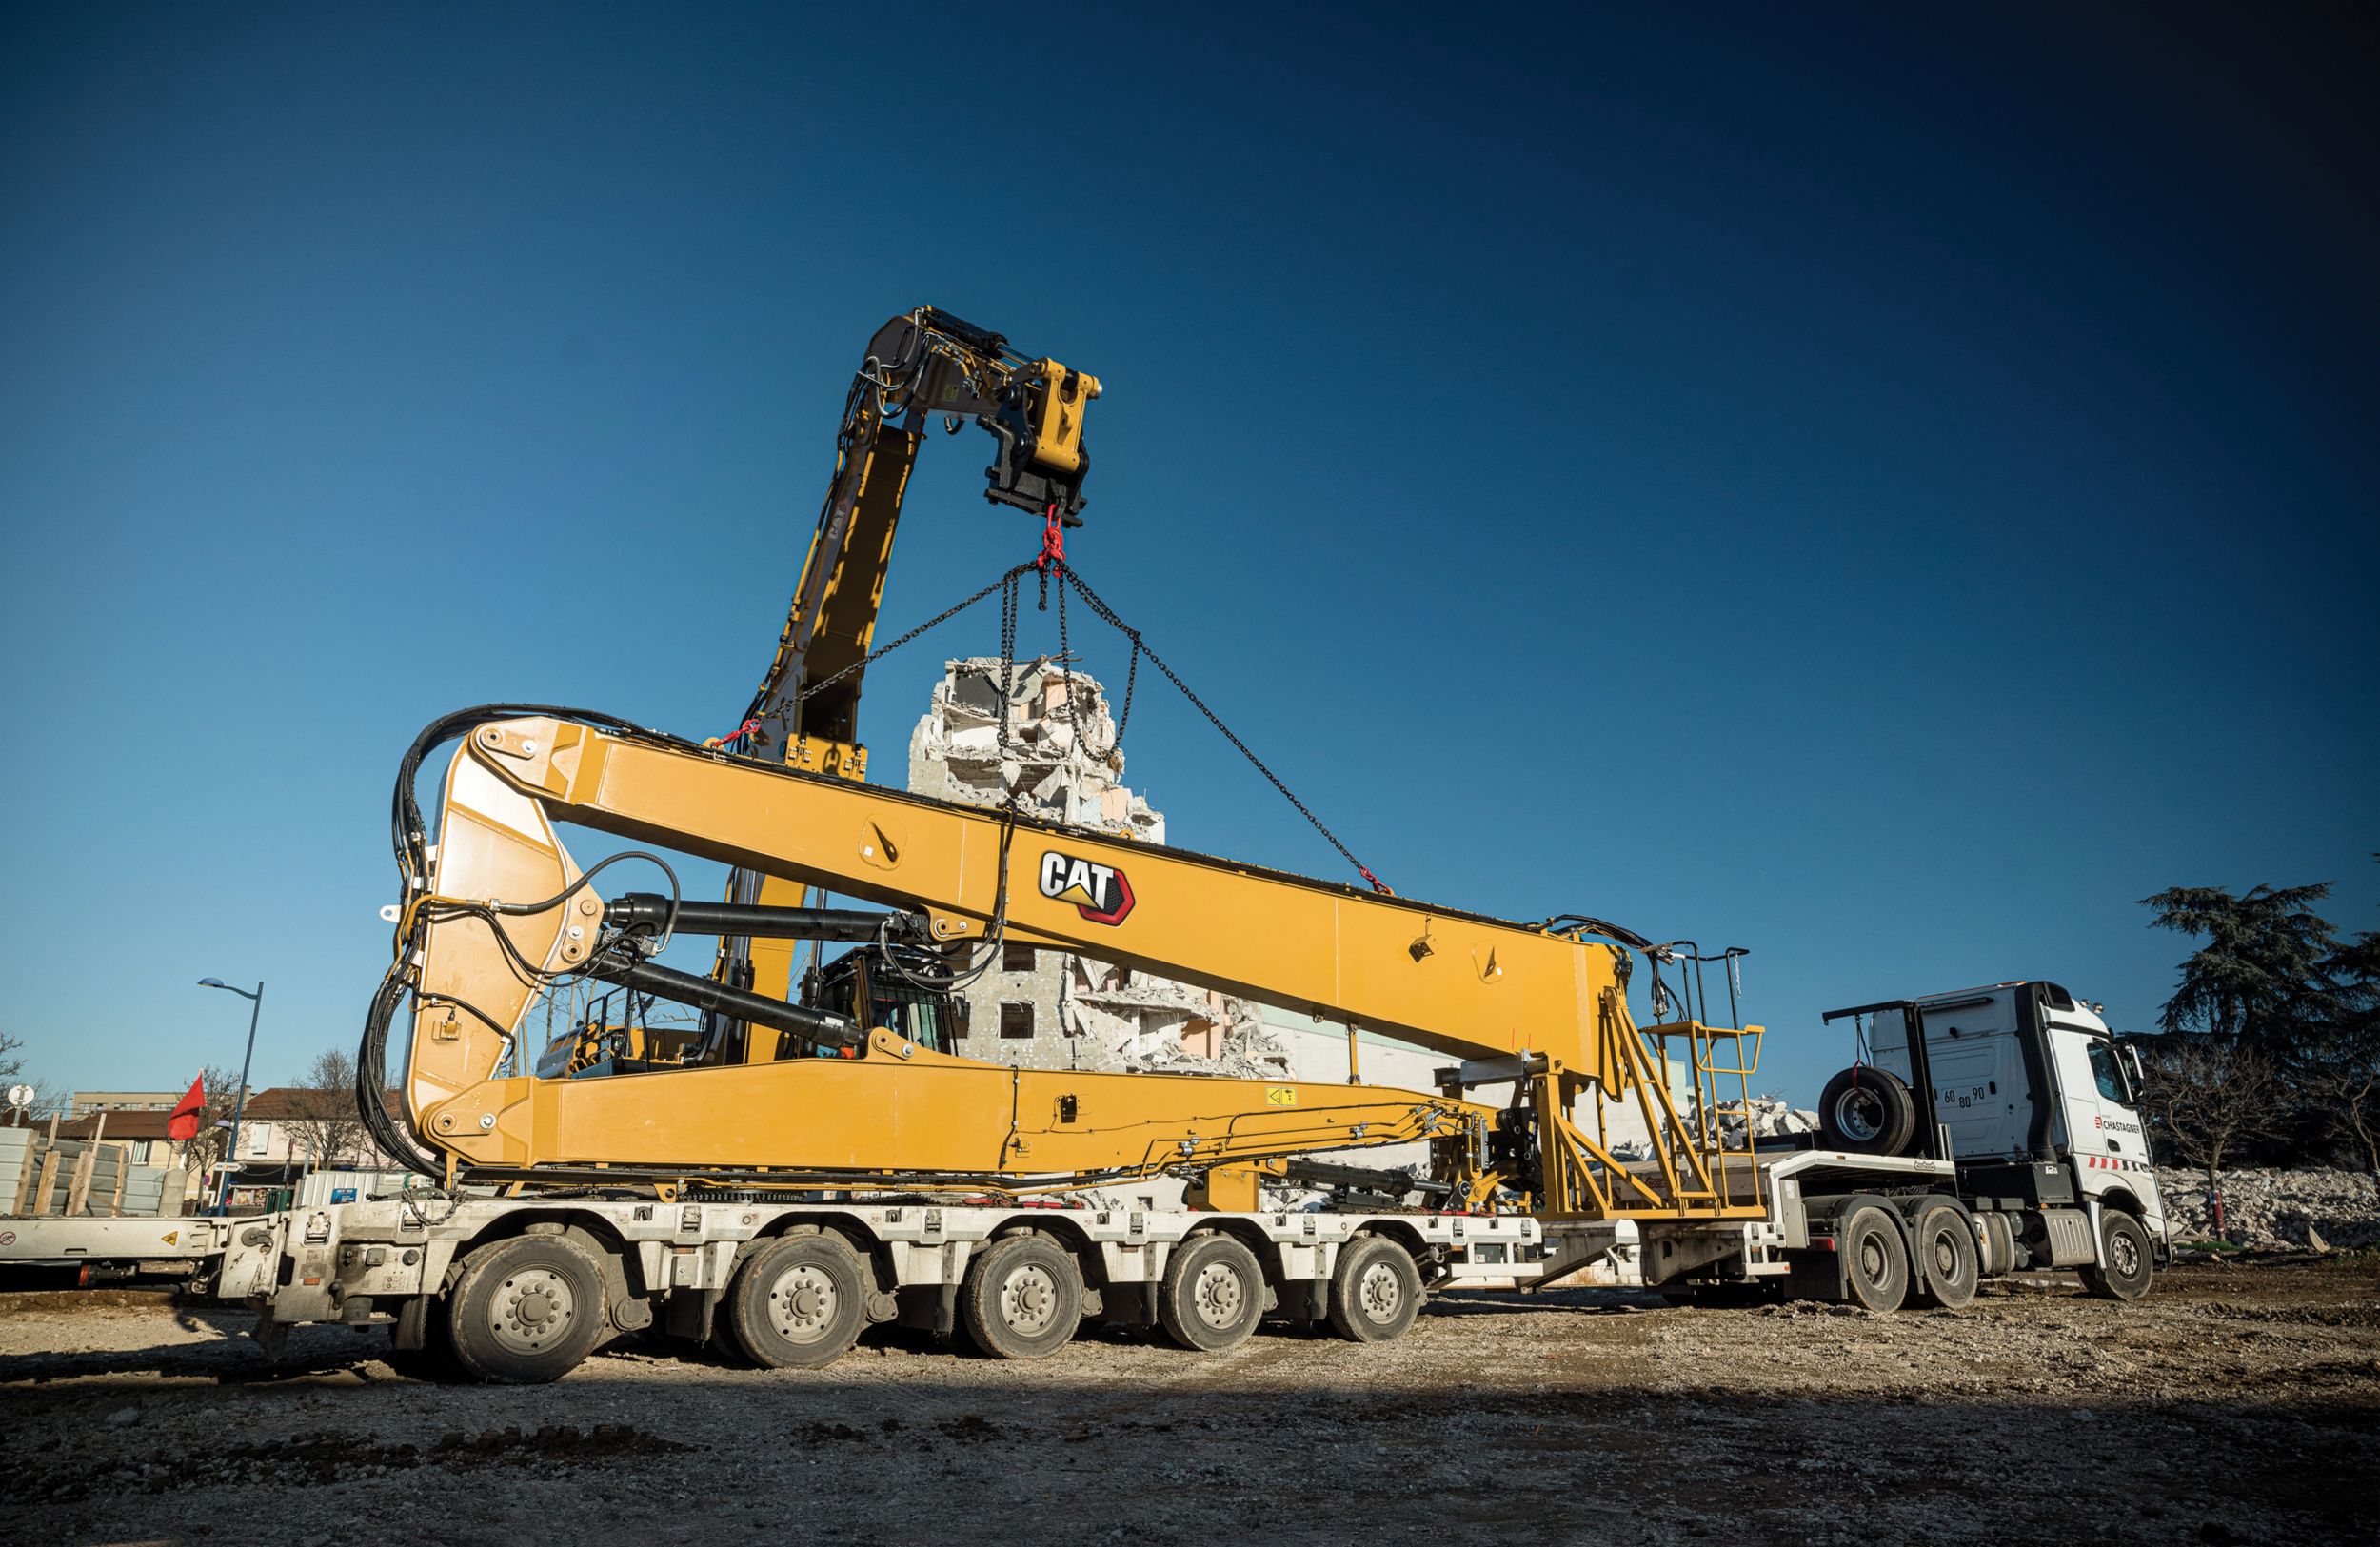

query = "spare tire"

[{"left": 1818, "top": 1065, "right": 1917, "bottom": 1156}]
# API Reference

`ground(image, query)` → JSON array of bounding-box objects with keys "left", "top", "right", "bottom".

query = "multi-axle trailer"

[{"left": 4, "top": 978, "right": 2169, "bottom": 1385}]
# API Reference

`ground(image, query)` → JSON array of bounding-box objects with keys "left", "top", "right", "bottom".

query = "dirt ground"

[{"left": 3, "top": 1258, "right": 2374, "bottom": 1546}]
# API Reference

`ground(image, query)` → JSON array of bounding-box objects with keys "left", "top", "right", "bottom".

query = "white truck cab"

[{"left": 1817, "top": 981, "right": 2168, "bottom": 1299}]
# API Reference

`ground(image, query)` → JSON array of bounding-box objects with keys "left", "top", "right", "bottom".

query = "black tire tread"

[
  {"left": 1326, "top": 1236, "right": 1423, "bottom": 1343},
  {"left": 2079, "top": 1208, "right": 2156, "bottom": 1302},
  {"left": 1836, "top": 1204, "right": 1911, "bottom": 1314},
  {"left": 959, "top": 1234, "right": 1083, "bottom": 1360},
  {"left": 1907, "top": 1200, "right": 1980, "bottom": 1310},
  {"left": 1818, "top": 1066, "right": 1918, "bottom": 1156},
  {"left": 725, "top": 1232, "right": 868, "bottom": 1370},
  {"left": 446, "top": 1235, "right": 607, "bottom": 1385}
]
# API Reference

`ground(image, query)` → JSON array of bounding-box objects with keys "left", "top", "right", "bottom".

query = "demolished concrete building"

[{"left": 906, "top": 656, "right": 1290, "bottom": 1081}]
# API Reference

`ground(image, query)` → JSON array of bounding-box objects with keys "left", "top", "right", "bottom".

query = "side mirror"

[{"left": 2119, "top": 1042, "right": 2146, "bottom": 1090}]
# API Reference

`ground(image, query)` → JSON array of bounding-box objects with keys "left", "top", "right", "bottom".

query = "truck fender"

[
  {"left": 1785, "top": 1192, "right": 1906, "bottom": 1303},
  {"left": 560, "top": 1223, "right": 646, "bottom": 1334}
]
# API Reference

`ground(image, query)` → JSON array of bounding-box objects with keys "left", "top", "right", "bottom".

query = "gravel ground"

[{"left": 3, "top": 1259, "right": 2374, "bottom": 1545}]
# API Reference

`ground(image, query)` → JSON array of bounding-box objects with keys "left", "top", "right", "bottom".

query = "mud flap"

[{"left": 247, "top": 1312, "right": 291, "bottom": 1363}]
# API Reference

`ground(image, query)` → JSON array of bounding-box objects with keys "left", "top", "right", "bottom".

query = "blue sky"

[{"left": 3, "top": 4, "right": 2373, "bottom": 1107}]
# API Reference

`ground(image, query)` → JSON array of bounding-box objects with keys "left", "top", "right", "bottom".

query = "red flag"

[{"left": 167, "top": 1076, "right": 206, "bottom": 1141}]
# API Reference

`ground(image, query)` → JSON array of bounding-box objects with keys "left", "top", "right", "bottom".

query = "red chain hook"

[{"left": 1035, "top": 502, "right": 1066, "bottom": 574}]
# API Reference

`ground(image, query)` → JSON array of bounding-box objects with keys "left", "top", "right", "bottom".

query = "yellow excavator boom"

[
  {"left": 377, "top": 710, "right": 1767, "bottom": 1222},
  {"left": 706, "top": 307, "right": 1101, "bottom": 1054}
]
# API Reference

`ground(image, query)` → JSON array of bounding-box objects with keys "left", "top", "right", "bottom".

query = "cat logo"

[{"left": 1039, "top": 850, "right": 1136, "bottom": 925}]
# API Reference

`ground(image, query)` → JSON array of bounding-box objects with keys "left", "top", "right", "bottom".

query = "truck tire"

[
  {"left": 1327, "top": 1235, "right": 1423, "bottom": 1343},
  {"left": 724, "top": 1232, "right": 868, "bottom": 1369},
  {"left": 2078, "top": 1208, "right": 2155, "bottom": 1302},
  {"left": 960, "top": 1234, "right": 1082, "bottom": 1359},
  {"left": 1907, "top": 1200, "right": 1979, "bottom": 1310},
  {"left": 1817, "top": 1066, "right": 1917, "bottom": 1156},
  {"left": 1158, "top": 1233, "right": 1267, "bottom": 1352},
  {"left": 1836, "top": 1205, "right": 1910, "bottom": 1313},
  {"left": 446, "top": 1234, "right": 608, "bottom": 1384}
]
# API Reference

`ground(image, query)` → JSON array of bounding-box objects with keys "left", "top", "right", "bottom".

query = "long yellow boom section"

[
  {"left": 480, "top": 716, "right": 1625, "bottom": 1070},
  {"left": 404, "top": 713, "right": 1766, "bottom": 1221},
  {"left": 406, "top": 715, "right": 1594, "bottom": 1179}
]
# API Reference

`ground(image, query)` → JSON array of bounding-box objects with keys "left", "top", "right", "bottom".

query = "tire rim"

[
  {"left": 1928, "top": 1227, "right": 1960, "bottom": 1280},
  {"left": 2109, "top": 1228, "right": 2140, "bottom": 1280},
  {"left": 1002, "top": 1263, "right": 1060, "bottom": 1336},
  {"left": 1357, "top": 1259, "right": 1403, "bottom": 1323},
  {"left": 1190, "top": 1259, "right": 1246, "bottom": 1330},
  {"left": 489, "top": 1268, "right": 577, "bottom": 1357},
  {"left": 767, "top": 1263, "right": 840, "bottom": 1345},
  {"left": 1856, "top": 1233, "right": 1889, "bottom": 1287},
  {"left": 1834, "top": 1089, "right": 1883, "bottom": 1142}
]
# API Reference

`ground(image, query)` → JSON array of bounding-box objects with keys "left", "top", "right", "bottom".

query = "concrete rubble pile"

[
  {"left": 909, "top": 656, "right": 1288, "bottom": 1080},
  {"left": 1061, "top": 958, "right": 1290, "bottom": 1081},
  {"left": 908, "top": 655, "right": 1163, "bottom": 841},
  {"left": 2153, "top": 1165, "right": 2380, "bottom": 1251},
  {"left": 1722, "top": 1096, "right": 1820, "bottom": 1146}
]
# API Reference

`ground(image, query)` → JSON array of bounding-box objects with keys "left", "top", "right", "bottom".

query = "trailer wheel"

[
  {"left": 1907, "top": 1201, "right": 1979, "bottom": 1310},
  {"left": 446, "top": 1234, "right": 607, "bottom": 1384},
  {"left": 960, "top": 1234, "right": 1083, "bottom": 1359},
  {"left": 1157, "top": 1233, "right": 1266, "bottom": 1352},
  {"left": 2079, "top": 1209, "right": 2155, "bottom": 1302},
  {"left": 1817, "top": 1067, "right": 1917, "bottom": 1156},
  {"left": 1836, "top": 1205, "right": 1910, "bottom": 1313},
  {"left": 724, "top": 1233, "right": 868, "bottom": 1369},
  {"left": 1327, "top": 1236, "right": 1423, "bottom": 1342}
]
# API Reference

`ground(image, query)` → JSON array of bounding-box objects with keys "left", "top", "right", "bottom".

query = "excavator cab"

[{"left": 801, "top": 946, "right": 964, "bottom": 1059}]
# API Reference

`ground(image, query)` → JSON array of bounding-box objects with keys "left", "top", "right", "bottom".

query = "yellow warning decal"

[{"left": 1265, "top": 1087, "right": 1298, "bottom": 1107}]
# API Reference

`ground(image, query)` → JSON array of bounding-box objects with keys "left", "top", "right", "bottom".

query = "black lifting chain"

[
  {"left": 1052, "top": 562, "right": 1387, "bottom": 894},
  {"left": 1053, "top": 565, "right": 1137, "bottom": 764},
  {"left": 793, "top": 560, "right": 1036, "bottom": 718},
  {"left": 784, "top": 546, "right": 1387, "bottom": 894}
]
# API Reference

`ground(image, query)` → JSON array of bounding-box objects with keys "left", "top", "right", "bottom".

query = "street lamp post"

[{"left": 198, "top": 977, "right": 264, "bottom": 1210}]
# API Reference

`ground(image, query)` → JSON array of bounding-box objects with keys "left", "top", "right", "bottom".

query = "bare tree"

[
  {"left": 2298, "top": 1047, "right": 2380, "bottom": 1201},
  {"left": 2135, "top": 1035, "right": 2284, "bottom": 1239},
  {"left": 277, "top": 1049, "right": 367, "bottom": 1171}
]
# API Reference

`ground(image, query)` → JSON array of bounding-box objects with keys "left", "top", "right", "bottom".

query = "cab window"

[
  {"left": 2086, "top": 1041, "right": 2129, "bottom": 1102},
  {"left": 872, "top": 990, "right": 951, "bottom": 1055}
]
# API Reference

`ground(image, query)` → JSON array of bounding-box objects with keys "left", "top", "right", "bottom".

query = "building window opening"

[{"left": 1000, "top": 1002, "right": 1036, "bottom": 1040}]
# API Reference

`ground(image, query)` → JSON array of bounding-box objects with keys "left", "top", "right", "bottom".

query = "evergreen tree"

[{"left": 2139, "top": 883, "right": 2344, "bottom": 1054}]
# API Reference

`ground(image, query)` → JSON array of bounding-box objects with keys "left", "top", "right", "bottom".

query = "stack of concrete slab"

[{"left": 2, "top": 1128, "right": 177, "bottom": 1217}]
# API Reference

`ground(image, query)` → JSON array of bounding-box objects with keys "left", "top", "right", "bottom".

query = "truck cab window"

[{"left": 2087, "top": 1041, "right": 2129, "bottom": 1102}]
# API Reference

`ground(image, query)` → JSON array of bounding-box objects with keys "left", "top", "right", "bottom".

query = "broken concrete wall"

[
  {"left": 907, "top": 655, "right": 1162, "bottom": 841},
  {"left": 907, "top": 656, "right": 1278, "bottom": 1078}
]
